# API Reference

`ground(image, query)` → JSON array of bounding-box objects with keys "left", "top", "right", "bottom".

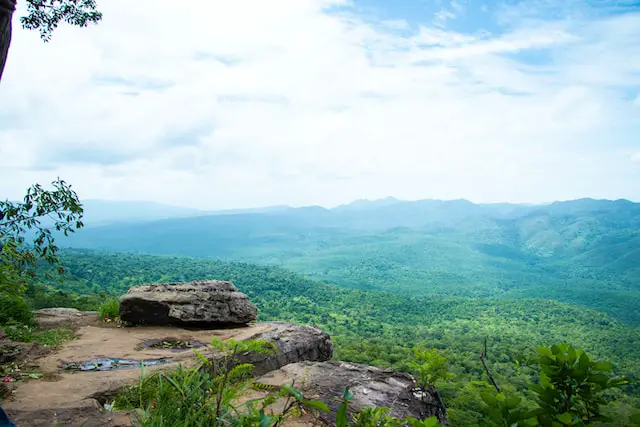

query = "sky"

[{"left": 1, "top": 0, "right": 639, "bottom": 210}]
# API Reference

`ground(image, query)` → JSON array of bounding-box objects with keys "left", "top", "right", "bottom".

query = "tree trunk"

[{"left": 0, "top": 0, "right": 16, "bottom": 82}]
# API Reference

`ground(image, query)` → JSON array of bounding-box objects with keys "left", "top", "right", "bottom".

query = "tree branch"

[{"left": 480, "top": 338, "right": 501, "bottom": 393}]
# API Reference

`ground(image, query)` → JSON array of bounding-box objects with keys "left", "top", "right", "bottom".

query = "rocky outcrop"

[
  {"left": 2, "top": 321, "right": 333, "bottom": 426},
  {"left": 35, "top": 308, "right": 99, "bottom": 330},
  {"left": 257, "top": 360, "right": 448, "bottom": 426},
  {"left": 119, "top": 280, "right": 257, "bottom": 326},
  {"left": 236, "top": 322, "right": 333, "bottom": 375}
]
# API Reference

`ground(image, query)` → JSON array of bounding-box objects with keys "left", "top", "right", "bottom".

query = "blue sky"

[{"left": 0, "top": 0, "right": 639, "bottom": 209}]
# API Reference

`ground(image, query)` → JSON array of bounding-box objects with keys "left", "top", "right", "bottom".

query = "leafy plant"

[
  {"left": 97, "top": 297, "right": 119, "bottom": 320},
  {"left": 480, "top": 391, "right": 534, "bottom": 427},
  {"left": 1, "top": 179, "right": 84, "bottom": 325},
  {"left": 481, "top": 344, "right": 630, "bottom": 426},
  {"left": 531, "top": 344, "right": 629, "bottom": 426}
]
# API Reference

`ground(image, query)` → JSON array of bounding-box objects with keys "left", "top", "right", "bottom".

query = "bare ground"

[{"left": 3, "top": 322, "right": 272, "bottom": 425}]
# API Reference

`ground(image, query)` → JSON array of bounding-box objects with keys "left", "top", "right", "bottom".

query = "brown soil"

[{"left": 3, "top": 323, "right": 271, "bottom": 425}]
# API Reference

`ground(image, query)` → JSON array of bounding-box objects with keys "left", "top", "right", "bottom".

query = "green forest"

[
  {"left": 27, "top": 249, "right": 640, "bottom": 426},
  {"left": 2, "top": 184, "right": 640, "bottom": 425},
  {"left": 61, "top": 198, "right": 640, "bottom": 326}
]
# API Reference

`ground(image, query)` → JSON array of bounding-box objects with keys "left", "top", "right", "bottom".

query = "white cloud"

[{"left": 0, "top": 1, "right": 639, "bottom": 209}]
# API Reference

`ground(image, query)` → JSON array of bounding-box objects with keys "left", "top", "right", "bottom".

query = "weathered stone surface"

[
  {"left": 236, "top": 322, "right": 333, "bottom": 376},
  {"left": 3, "top": 322, "right": 333, "bottom": 426},
  {"left": 257, "top": 361, "right": 448, "bottom": 426},
  {"left": 6, "top": 399, "right": 132, "bottom": 427},
  {"left": 35, "top": 308, "right": 99, "bottom": 330},
  {"left": 119, "top": 280, "right": 257, "bottom": 326}
]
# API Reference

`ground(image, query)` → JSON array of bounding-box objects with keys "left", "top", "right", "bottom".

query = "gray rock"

[
  {"left": 36, "top": 308, "right": 82, "bottom": 316},
  {"left": 256, "top": 360, "right": 448, "bottom": 426},
  {"left": 34, "top": 308, "right": 98, "bottom": 330},
  {"left": 119, "top": 280, "right": 258, "bottom": 326},
  {"left": 237, "top": 322, "right": 333, "bottom": 375},
  {"left": 6, "top": 399, "right": 132, "bottom": 427}
]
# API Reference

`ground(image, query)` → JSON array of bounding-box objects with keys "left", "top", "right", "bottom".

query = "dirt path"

[{"left": 4, "top": 323, "right": 270, "bottom": 413}]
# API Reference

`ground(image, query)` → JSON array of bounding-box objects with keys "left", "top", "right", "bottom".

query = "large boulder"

[
  {"left": 236, "top": 322, "right": 333, "bottom": 375},
  {"left": 119, "top": 280, "right": 257, "bottom": 326},
  {"left": 256, "top": 361, "right": 448, "bottom": 426}
]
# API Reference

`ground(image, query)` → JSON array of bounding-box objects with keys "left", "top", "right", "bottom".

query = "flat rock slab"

[
  {"left": 256, "top": 361, "right": 449, "bottom": 426},
  {"left": 4, "top": 321, "right": 332, "bottom": 426},
  {"left": 35, "top": 308, "right": 100, "bottom": 330},
  {"left": 119, "top": 280, "right": 258, "bottom": 326},
  {"left": 7, "top": 399, "right": 133, "bottom": 427}
]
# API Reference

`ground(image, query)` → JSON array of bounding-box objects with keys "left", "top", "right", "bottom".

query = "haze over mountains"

[{"left": 64, "top": 197, "right": 640, "bottom": 325}]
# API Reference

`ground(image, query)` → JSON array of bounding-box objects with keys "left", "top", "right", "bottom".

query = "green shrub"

[
  {"left": 0, "top": 293, "right": 33, "bottom": 326},
  {"left": 114, "top": 337, "right": 443, "bottom": 427},
  {"left": 98, "top": 297, "right": 119, "bottom": 320},
  {"left": 480, "top": 344, "right": 629, "bottom": 426}
]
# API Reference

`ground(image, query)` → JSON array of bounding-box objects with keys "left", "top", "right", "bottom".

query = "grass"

[
  {"left": 98, "top": 297, "right": 120, "bottom": 320},
  {"left": 2, "top": 324, "right": 77, "bottom": 347}
]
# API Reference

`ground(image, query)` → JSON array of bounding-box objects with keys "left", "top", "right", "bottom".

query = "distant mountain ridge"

[{"left": 62, "top": 197, "right": 640, "bottom": 325}]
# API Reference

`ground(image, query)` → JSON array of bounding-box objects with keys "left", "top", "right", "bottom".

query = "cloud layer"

[{"left": 1, "top": 0, "right": 639, "bottom": 209}]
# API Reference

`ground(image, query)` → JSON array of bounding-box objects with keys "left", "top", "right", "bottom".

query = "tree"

[
  {"left": 480, "top": 344, "right": 630, "bottom": 426},
  {"left": 0, "top": 178, "right": 83, "bottom": 323},
  {"left": 0, "top": 0, "right": 101, "bottom": 81}
]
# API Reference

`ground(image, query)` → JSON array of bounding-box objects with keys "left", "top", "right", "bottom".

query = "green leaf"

[
  {"left": 259, "top": 409, "right": 273, "bottom": 427},
  {"left": 537, "top": 346, "right": 553, "bottom": 357},
  {"left": 590, "top": 374, "right": 610, "bottom": 387},
  {"left": 280, "top": 383, "right": 304, "bottom": 401},
  {"left": 406, "top": 416, "right": 440, "bottom": 427},
  {"left": 343, "top": 386, "right": 354, "bottom": 401},
  {"left": 578, "top": 352, "right": 590, "bottom": 371},
  {"left": 522, "top": 408, "right": 546, "bottom": 419},
  {"left": 607, "top": 377, "right": 629, "bottom": 388},
  {"left": 556, "top": 412, "right": 573, "bottom": 425},
  {"left": 301, "top": 399, "right": 330, "bottom": 413},
  {"left": 505, "top": 395, "right": 522, "bottom": 410},
  {"left": 593, "top": 362, "right": 613, "bottom": 372},
  {"left": 336, "top": 401, "right": 348, "bottom": 427},
  {"left": 480, "top": 392, "right": 498, "bottom": 407}
]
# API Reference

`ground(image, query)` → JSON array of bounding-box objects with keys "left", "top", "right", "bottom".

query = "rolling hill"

[{"left": 61, "top": 197, "right": 640, "bottom": 324}]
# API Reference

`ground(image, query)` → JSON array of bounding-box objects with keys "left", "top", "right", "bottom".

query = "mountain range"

[{"left": 62, "top": 197, "right": 640, "bottom": 325}]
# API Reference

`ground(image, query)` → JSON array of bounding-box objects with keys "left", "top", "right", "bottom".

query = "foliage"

[
  {"left": 0, "top": 178, "right": 83, "bottom": 324},
  {"left": 97, "top": 297, "right": 119, "bottom": 320},
  {"left": 20, "top": 0, "right": 102, "bottom": 41},
  {"left": 0, "top": 179, "right": 83, "bottom": 290},
  {"left": 409, "top": 347, "right": 451, "bottom": 389},
  {"left": 116, "top": 342, "right": 443, "bottom": 427},
  {"left": 480, "top": 392, "right": 533, "bottom": 427},
  {"left": 60, "top": 198, "right": 640, "bottom": 325},
  {"left": 34, "top": 249, "right": 640, "bottom": 425},
  {"left": 117, "top": 338, "right": 331, "bottom": 426},
  {"left": 2, "top": 324, "right": 76, "bottom": 347},
  {"left": 531, "top": 344, "right": 629, "bottom": 425},
  {"left": 0, "top": 292, "right": 33, "bottom": 325},
  {"left": 480, "top": 344, "right": 630, "bottom": 426}
]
